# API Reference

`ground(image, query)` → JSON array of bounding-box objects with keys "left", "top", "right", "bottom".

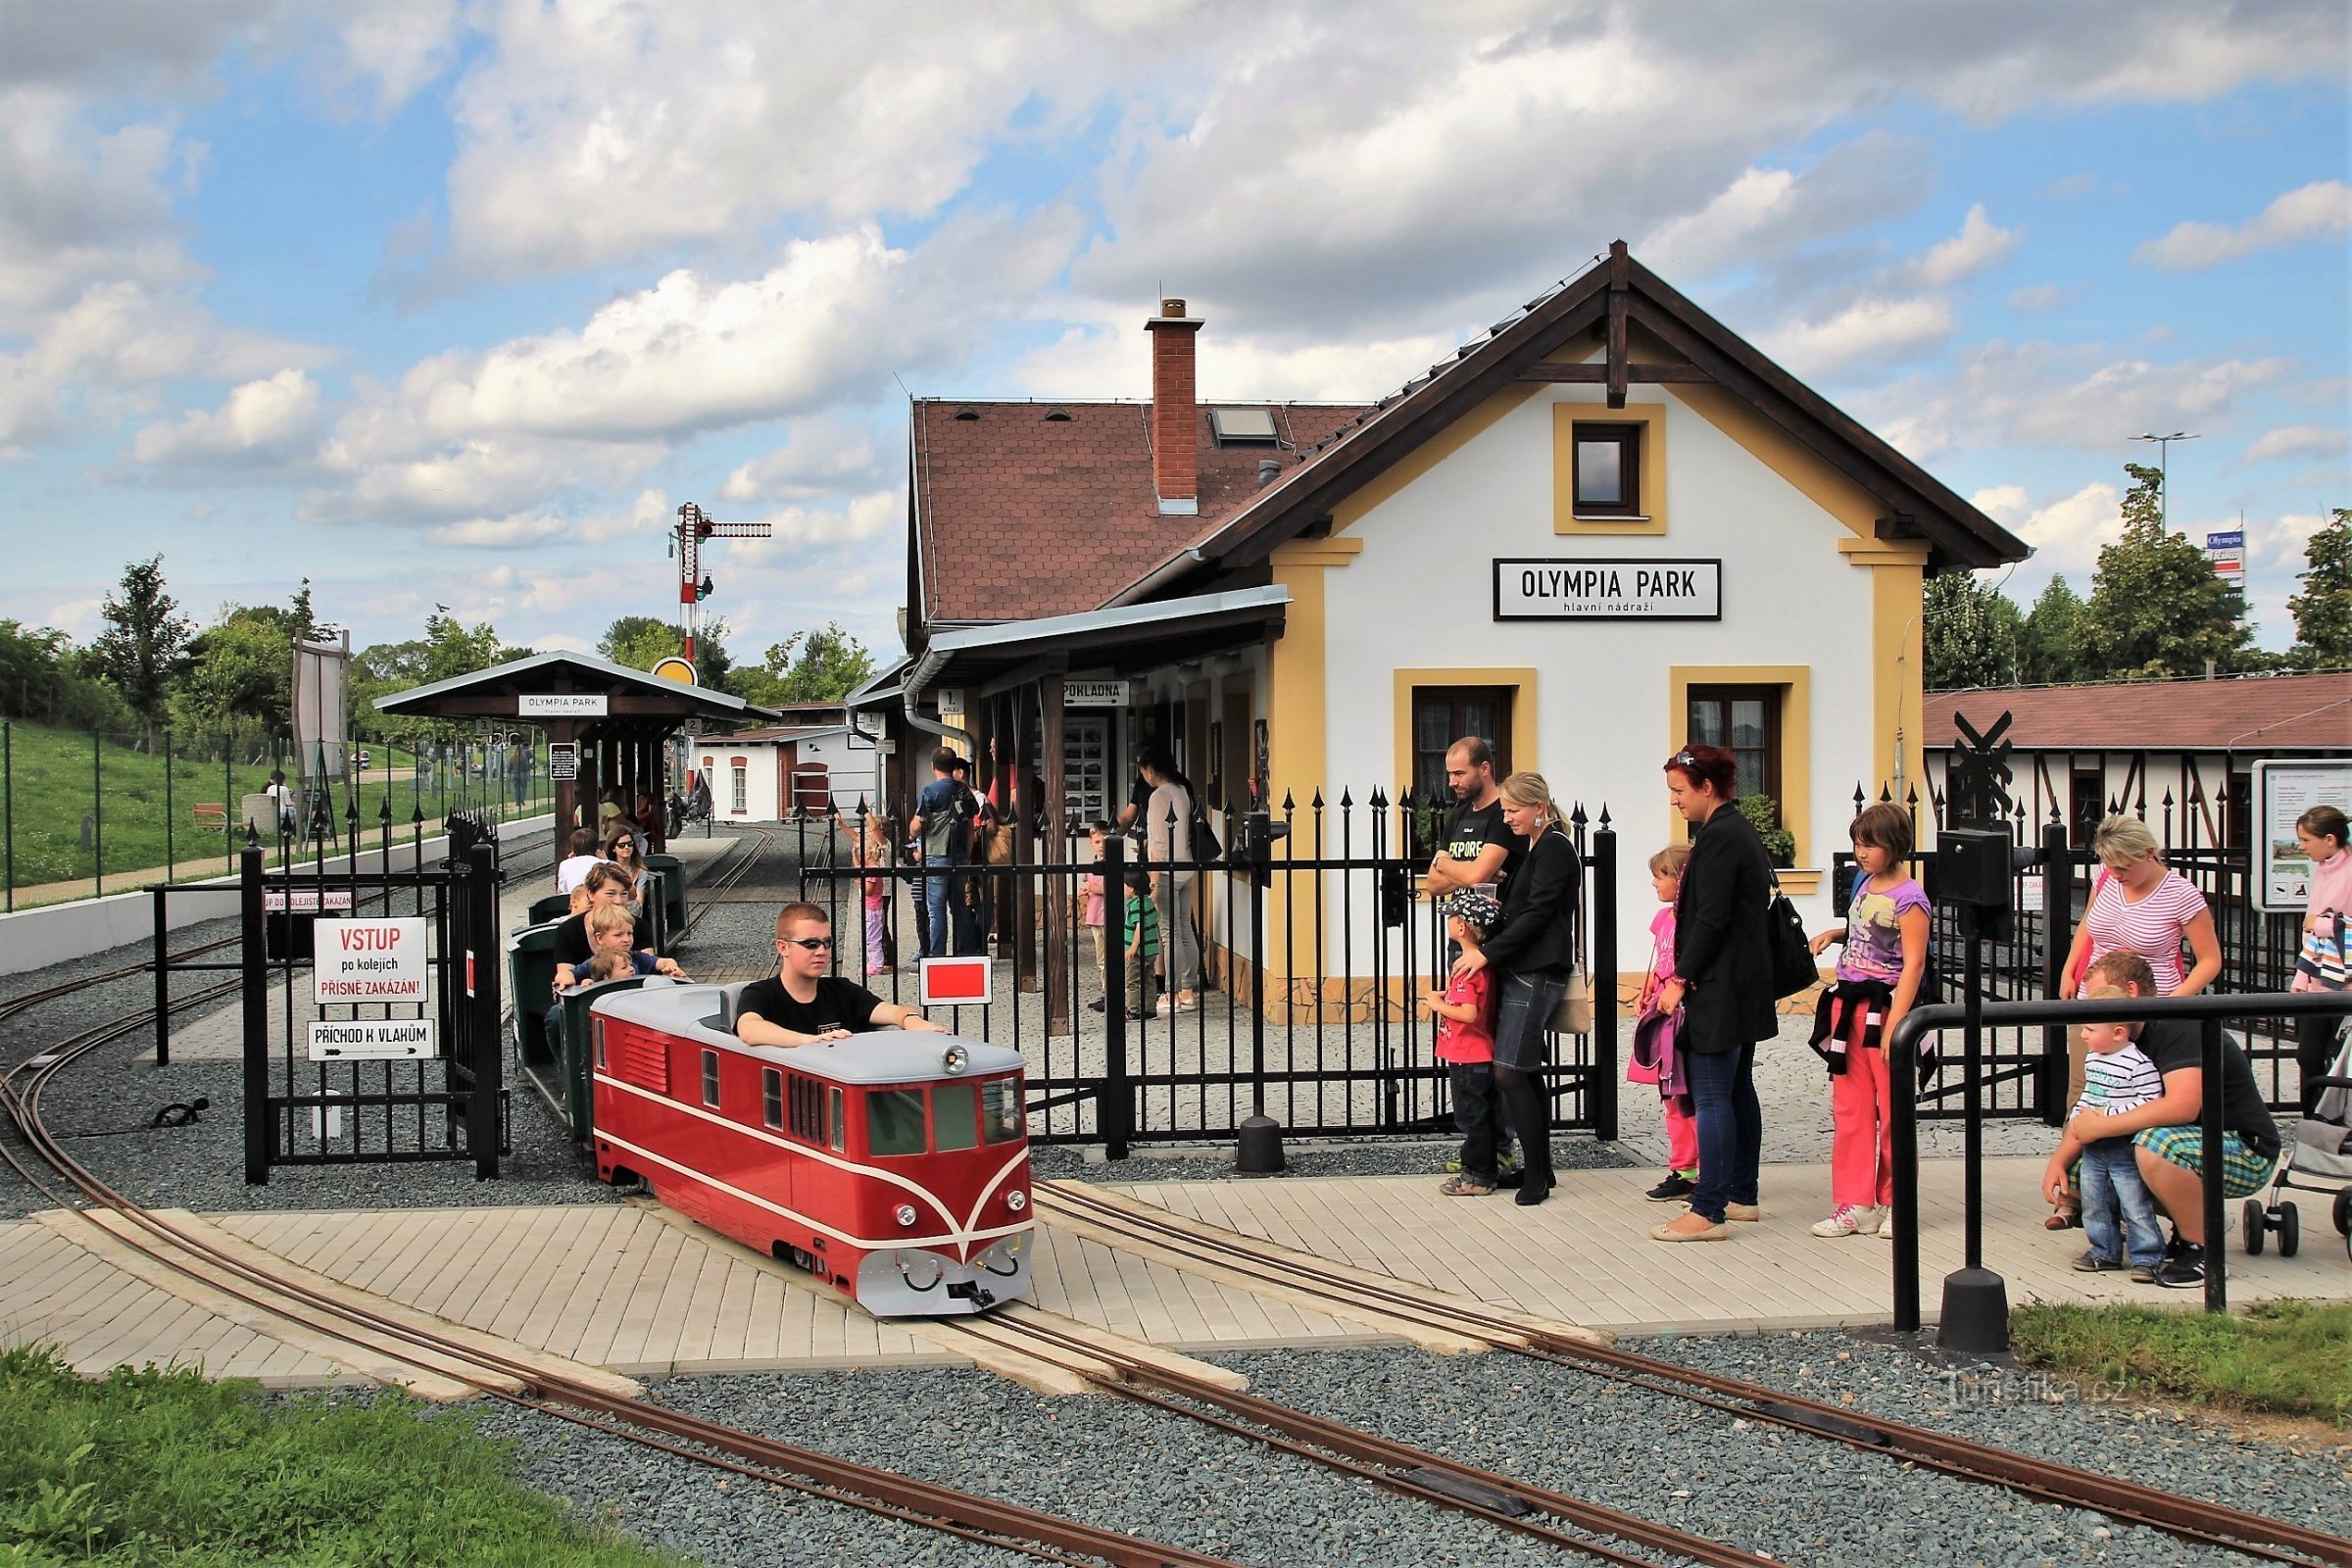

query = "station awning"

[
  {"left": 374, "top": 651, "right": 766, "bottom": 725},
  {"left": 905, "top": 583, "right": 1291, "bottom": 698}
]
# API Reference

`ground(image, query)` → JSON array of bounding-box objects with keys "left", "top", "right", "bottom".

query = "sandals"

[
  {"left": 1440, "top": 1174, "right": 1495, "bottom": 1197},
  {"left": 2043, "top": 1208, "right": 2082, "bottom": 1231}
]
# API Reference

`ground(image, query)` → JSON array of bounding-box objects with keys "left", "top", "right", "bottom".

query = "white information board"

[
  {"left": 519, "top": 693, "right": 609, "bottom": 716},
  {"left": 2252, "top": 760, "right": 2352, "bottom": 911},
  {"left": 315, "top": 918, "right": 430, "bottom": 1002},
  {"left": 308, "top": 1018, "right": 436, "bottom": 1060},
  {"left": 1494, "top": 558, "right": 1723, "bottom": 620}
]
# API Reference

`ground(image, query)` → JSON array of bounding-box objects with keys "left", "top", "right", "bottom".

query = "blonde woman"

[
  {"left": 2045, "top": 813, "right": 2220, "bottom": 1227},
  {"left": 1449, "top": 770, "right": 1580, "bottom": 1206}
]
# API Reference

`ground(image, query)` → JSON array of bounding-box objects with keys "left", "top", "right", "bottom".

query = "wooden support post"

[
  {"left": 1041, "top": 674, "right": 1069, "bottom": 1038},
  {"left": 1012, "top": 687, "right": 1037, "bottom": 994},
  {"left": 1606, "top": 239, "right": 1630, "bottom": 410},
  {"left": 550, "top": 718, "right": 578, "bottom": 862}
]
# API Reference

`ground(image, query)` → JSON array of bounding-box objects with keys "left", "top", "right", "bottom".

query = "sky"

[{"left": 3, "top": 0, "right": 2346, "bottom": 671}]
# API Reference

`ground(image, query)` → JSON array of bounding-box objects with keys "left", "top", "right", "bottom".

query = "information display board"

[
  {"left": 2252, "top": 760, "right": 2352, "bottom": 911},
  {"left": 315, "top": 918, "right": 430, "bottom": 1003}
]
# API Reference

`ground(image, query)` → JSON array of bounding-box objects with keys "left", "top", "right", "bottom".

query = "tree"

[
  {"left": 1923, "top": 571, "right": 2019, "bottom": 690},
  {"left": 2017, "top": 574, "right": 2089, "bottom": 686},
  {"left": 170, "top": 582, "right": 320, "bottom": 746},
  {"left": 597, "top": 614, "right": 733, "bottom": 689},
  {"left": 349, "top": 610, "right": 527, "bottom": 746},
  {"left": 729, "top": 623, "right": 875, "bottom": 706},
  {"left": 2286, "top": 509, "right": 2352, "bottom": 668},
  {"left": 92, "top": 555, "right": 192, "bottom": 748},
  {"left": 0, "top": 621, "right": 133, "bottom": 728},
  {"left": 2082, "top": 463, "right": 2255, "bottom": 678}
]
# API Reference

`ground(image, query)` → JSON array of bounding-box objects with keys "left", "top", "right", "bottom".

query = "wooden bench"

[{"left": 192, "top": 803, "right": 227, "bottom": 829}]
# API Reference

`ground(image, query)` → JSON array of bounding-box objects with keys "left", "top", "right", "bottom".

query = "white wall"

[
  {"left": 1317, "top": 383, "right": 1885, "bottom": 968},
  {"left": 690, "top": 732, "right": 879, "bottom": 823}
]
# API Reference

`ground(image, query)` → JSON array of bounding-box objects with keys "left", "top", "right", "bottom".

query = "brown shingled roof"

[
  {"left": 1928, "top": 672, "right": 2352, "bottom": 752},
  {"left": 911, "top": 400, "right": 1369, "bottom": 626}
]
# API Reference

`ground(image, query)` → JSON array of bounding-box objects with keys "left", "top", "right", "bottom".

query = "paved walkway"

[{"left": 5, "top": 1157, "right": 2340, "bottom": 1391}]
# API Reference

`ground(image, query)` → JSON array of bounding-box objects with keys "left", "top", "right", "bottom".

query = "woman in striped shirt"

[{"left": 2046, "top": 814, "right": 2222, "bottom": 1226}]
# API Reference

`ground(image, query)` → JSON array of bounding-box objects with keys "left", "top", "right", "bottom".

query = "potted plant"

[{"left": 1738, "top": 794, "right": 1797, "bottom": 867}]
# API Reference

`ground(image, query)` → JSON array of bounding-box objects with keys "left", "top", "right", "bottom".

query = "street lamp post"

[{"left": 2129, "top": 431, "right": 2199, "bottom": 530}]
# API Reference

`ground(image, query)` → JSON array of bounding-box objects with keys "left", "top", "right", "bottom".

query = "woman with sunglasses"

[
  {"left": 1651, "top": 743, "right": 1776, "bottom": 1243},
  {"left": 602, "top": 828, "right": 649, "bottom": 896},
  {"left": 736, "top": 902, "right": 947, "bottom": 1047}
]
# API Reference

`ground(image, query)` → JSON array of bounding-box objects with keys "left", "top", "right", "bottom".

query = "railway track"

[
  {"left": 1037, "top": 1182, "right": 2352, "bottom": 1568},
  {"left": 0, "top": 976, "right": 1244, "bottom": 1568}
]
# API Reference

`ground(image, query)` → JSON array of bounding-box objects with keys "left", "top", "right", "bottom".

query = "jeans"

[
  {"left": 1686, "top": 1043, "right": 1761, "bottom": 1223},
  {"left": 2080, "top": 1137, "right": 2166, "bottom": 1266},
  {"left": 1156, "top": 871, "right": 1200, "bottom": 995},
  {"left": 923, "top": 870, "right": 954, "bottom": 957},
  {"left": 1449, "top": 1062, "right": 1500, "bottom": 1182}
]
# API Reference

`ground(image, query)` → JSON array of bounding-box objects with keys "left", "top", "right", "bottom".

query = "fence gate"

[{"left": 235, "top": 839, "right": 506, "bottom": 1181}]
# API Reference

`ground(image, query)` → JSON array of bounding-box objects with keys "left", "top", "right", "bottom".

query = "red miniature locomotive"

[{"left": 588, "top": 982, "right": 1034, "bottom": 1315}]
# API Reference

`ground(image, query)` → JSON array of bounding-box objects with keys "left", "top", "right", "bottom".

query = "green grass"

[
  {"left": 0, "top": 1346, "right": 693, "bottom": 1567},
  {"left": 1, "top": 720, "right": 553, "bottom": 900},
  {"left": 2011, "top": 1298, "right": 2352, "bottom": 1426}
]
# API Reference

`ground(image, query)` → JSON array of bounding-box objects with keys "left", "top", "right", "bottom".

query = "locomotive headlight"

[
  {"left": 1004, "top": 1189, "right": 1027, "bottom": 1211},
  {"left": 941, "top": 1044, "right": 969, "bottom": 1075},
  {"left": 895, "top": 1203, "right": 918, "bottom": 1228}
]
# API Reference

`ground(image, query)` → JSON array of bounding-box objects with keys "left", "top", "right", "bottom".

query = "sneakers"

[
  {"left": 2072, "top": 1251, "right": 2128, "bottom": 1273},
  {"left": 2150, "top": 1243, "right": 2207, "bottom": 1289},
  {"left": 1644, "top": 1172, "right": 1696, "bottom": 1202},
  {"left": 1876, "top": 1210, "right": 1896, "bottom": 1241},
  {"left": 1810, "top": 1204, "right": 1880, "bottom": 1238}
]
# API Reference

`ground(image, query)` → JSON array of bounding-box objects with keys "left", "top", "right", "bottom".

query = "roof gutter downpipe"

[
  {"left": 1102, "top": 546, "right": 1206, "bottom": 611},
  {"left": 901, "top": 647, "right": 973, "bottom": 755}
]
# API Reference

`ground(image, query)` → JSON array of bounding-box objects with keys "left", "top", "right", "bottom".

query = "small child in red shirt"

[{"left": 1427, "top": 891, "right": 1503, "bottom": 1196}]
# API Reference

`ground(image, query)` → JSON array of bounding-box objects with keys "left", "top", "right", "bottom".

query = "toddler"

[
  {"left": 1427, "top": 892, "right": 1502, "bottom": 1196},
  {"left": 1121, "top": 868, "right": 1161, "bottom": 1021},
  {"left": 2066, "top": 985, "right": 2167, "bottom": 1275},
  {"left": 1083, "top": 820, "right": 1113, "bottom": 1013},
  {"left": 1632, "top": 844, "right": 1698, "bottom": 1202}
]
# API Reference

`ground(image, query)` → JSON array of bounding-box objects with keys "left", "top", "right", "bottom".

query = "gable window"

[
  {"left": 1572, "top": 423, "right": 1642, "bottom": 516},
  {"left": 1687, "top": 685, "right": 1780, "bottom": 813}
]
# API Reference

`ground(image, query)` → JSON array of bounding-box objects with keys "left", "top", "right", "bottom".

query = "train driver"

[{"left": 737, "top": 903, "right": 947, "bottom": 1047}]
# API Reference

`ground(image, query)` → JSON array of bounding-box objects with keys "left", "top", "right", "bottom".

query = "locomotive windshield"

[
  {"left": 933, "top": 1083, "right": 979, "bottom": 1151},
  {"left": 867, "top": 1090, "right": 926, "bottom": 1155},
  {"left": 981, "top": 1079, "right": 1022, "bottom": 1143}
]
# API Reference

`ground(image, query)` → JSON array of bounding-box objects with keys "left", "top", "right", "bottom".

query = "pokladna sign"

[
  {"left": 2252, "top": 760, "right": 2352, "bottom": 911},
  {"left": 1494, "top": 558, "right": 1722, "bottom": 620},
  {"left": 315, "top": 918, "right": 430, "bottom": 1002}
]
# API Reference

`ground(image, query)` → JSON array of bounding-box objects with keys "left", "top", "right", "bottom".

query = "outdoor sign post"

[{"left": 2251, "top": 760, "right": 2352, "bottom": 912}]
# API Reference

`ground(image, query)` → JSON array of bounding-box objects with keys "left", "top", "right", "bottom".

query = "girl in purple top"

[{"left": 1806, "top": 804, "right": 1931, "bottom": 1240}]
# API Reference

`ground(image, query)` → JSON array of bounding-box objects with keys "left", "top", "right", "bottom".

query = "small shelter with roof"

[
  {"left": 864, "top": 240, "right": 2031, "bottom": 986},
  {"left": 1928, "top": 670, "right": 2352, "bottom": 850},
  {"left": 375, "top": 651, "right": 769, "bottom": 860}
]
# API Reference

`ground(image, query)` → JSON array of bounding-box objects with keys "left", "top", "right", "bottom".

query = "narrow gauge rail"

[
  {"left": 1039, "top": 1183, "right": 2352, "bottom": 1568},
  {"left": 945, "top": 1308, "right": 1770, "bottom": 1568},
  {"left": 0, "top": 1010, "right": 1245, "bottom": 1568}
]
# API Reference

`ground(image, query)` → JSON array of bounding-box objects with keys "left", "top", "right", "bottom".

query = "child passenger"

[
  {"left": 1428, "top": 892, "right": 1503, "bottom": 1197},
  {"left": 2064, "top": 984, "right": 2168, "bottom": 1276},
  {"left": 1806, "top": 804, "right": 1932, "bottom": 1241},
  {"left": 1633, "top": 844, "right": 1698, "bottom": 1202}
]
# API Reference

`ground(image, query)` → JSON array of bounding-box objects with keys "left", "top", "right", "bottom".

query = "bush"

[{"left": 1737, "top": 794, "right": 1796, "bottom": 865}]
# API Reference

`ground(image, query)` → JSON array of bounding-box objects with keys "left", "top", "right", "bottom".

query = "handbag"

[
  {"left": 1766, "top": 868, "right": 1820, "bottom": 1000},
  {"left": 2296, "top": 912, "right": 2352, "bottom": 992},
  {"left": 2061, "top": 867, "right": 2114, "bottom": 997}
]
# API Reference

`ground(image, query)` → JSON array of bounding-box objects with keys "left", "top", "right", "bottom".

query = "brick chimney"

[{"left": 1146, "top": 297, "right": 1203, "bottom": 515}]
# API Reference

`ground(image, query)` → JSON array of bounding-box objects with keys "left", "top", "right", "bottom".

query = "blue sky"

[{"left": 3, "top": 1, "right": 2344, "bottom": 667}]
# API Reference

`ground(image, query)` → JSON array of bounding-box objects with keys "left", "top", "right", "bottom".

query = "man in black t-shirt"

[
  {"left": 737, "top": 902, "right": 946, "bottom": 1047},
  {"left": 1420, "top": 737, "right": 1522, "bottom": 901},
  {"left": 2041, "top": 951, "right": 2282, "bottom": 1289}
]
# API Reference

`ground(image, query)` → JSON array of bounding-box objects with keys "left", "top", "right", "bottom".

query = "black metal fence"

[
  {"left": 789, "top": 791, "right": 1620, "bottom": 1151},
  {"left": 139, "top": 815, "right": 512, "bottom": 1181}
]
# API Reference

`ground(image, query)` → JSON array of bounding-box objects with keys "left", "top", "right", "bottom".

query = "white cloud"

[
  {"left": 1969, "top": 484, "right": 2030, "bottom": 528},
  {"left": 719, "top": 418, "right": 888, "bottom": 503},
  {"left": 2236, "top": 424, "right": 2348, "bottom": 468},
  {"left": 128, "top": 368, "right": 320, "bottom": 466},
  {"left": 2016, "top": 481, "right": 2123, "bottom": 577},
  {"left": 2133, "top": 179, "right": 2352, "bottom": 270},
  {"left": 1758, "top": 294, "right": 1955, "bottom": 376},
  {"left": 1008, "top": 312, "right": 1456, "bottom": 405},
  {"left": 306, "top": 433, "right": 664, "bottom": 525},
  {"left": 0, "top": 88, "right": 197, "bottom": 323},
  {"left": 2006, "top": 282, "right": 2078, "bottom": 312},
  {"left": 325, "top": 0, "right": 462, "bottom": 113},
  {"left": 1916, "top": 203, "right": 2023, "bottom": 286}
]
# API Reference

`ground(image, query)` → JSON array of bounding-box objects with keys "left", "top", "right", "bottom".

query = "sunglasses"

[
  {"left": 1671, "top": 749, "right": 1697, "bottom": 767},
  {"left": 781, "top": 936, "right": 835, "bottom": 951}
]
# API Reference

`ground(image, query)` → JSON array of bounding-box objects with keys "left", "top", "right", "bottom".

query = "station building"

[
  {"left": 860, "top": 242, "right": 2030, "bottom": 990},
  {"left": 687, "top": 713, "right": 882, "bottom": 822}
]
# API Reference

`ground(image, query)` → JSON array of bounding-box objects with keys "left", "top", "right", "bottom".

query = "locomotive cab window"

[
  {"left": 701, "top": 1050, "right": 721, "bottom": 1109},
  {"left": 761, "top": 1068, "right": 783, "bottom": 1131},
  {"left": 789, "top": 1074, "right": 825, "bottom": 1143},
  {"left": 932, "top": 1083, "right": 978, "bottom": 1152},
  {"left": 982, "top": 1080, "right": 1023, "bottom": 1144},
  {"left": 868, "top": 1089, "right": 926, "bottom": 1155},
  {"left": 828, "top": 1087, "right": 845, "bottom": 1152},
  {"left": 592, "top": 1021, "right": 607, "bottom": 1071}
]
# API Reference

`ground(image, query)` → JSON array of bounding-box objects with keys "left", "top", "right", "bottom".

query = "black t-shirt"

[
  {"left": 737, "top": 975, "right": 890, "bottom": 1039},
  {"left": 2136, "top": 1018, "right": 2281, "bottom": 1156},
  {"left": 554, "top": 911, "right": 641, "bottom": 968},
  {"left": 1443, "top": 798, "right": 1523, "bottom": 889}
]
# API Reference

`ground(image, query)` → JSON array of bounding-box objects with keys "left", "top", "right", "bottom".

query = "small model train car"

[{"left": 587, "top": 981, "right": 1033, "bottom": 1316}]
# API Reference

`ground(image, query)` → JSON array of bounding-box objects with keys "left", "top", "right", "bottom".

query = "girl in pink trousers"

[{"left": 1633, "top": 844, "right": 1699, "bottom": 1203}]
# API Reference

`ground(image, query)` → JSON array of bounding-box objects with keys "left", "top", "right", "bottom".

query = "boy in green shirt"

[{"left": 1122, "top": 868, "right": 1161, "bottom": 1020}]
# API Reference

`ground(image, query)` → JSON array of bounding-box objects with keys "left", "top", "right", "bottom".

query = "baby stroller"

[{"left": 2243, "top": 1026, "right": 2352, "bottom": 1261}]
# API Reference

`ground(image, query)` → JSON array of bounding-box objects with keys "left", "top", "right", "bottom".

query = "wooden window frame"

[
  {"left": 1571, "top": 422, "right": 1642, "bottom": 517},
  {"left": 1685, "top": 683, "right": 1784, "bottom": 821}
]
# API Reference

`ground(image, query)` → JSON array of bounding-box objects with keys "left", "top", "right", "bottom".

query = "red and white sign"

[
  {"left": 919, "top": 956, "right": 991, "bottom": 1007},
  {"left": 316, "top": 918, "right": 429, "bottom": 1002},
  {"left": 263, "top": 888, "right": 354, "bottom": 912}
]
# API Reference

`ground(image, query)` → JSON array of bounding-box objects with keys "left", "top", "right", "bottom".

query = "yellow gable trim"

[
  {"left": 1270, "top": 537, "right": 1365, "bottom": 568},
  {"left": 1389, "top": 669, "right": 1540, "bottom": 801},
  {"left": 1838, "top": 536, "right": 1931, "bottom": 566},
  {"left": 1331, "top": 384, "right": 1541, "bottom": 531},
  {"left": 1552, "top": 402, "right": 1668, "bottom": 535},
  {"left": 1667, "top": 381, "right": 1883, "bottom": 540}
]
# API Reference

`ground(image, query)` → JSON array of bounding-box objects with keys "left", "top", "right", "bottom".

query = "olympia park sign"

[{"left": 1493, "top": 558, "right": 1723, "bottom": 620}]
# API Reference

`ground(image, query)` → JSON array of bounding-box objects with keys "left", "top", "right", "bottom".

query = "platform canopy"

[{"left": 375, "top": 651, "right": 771, "bottom": 857}]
